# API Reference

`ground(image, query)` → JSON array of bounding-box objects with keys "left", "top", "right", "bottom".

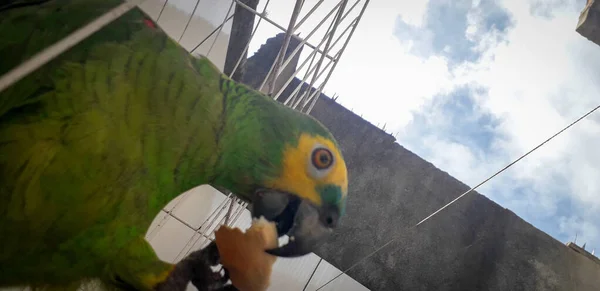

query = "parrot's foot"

[
  {"left": 155, "top": 241, "right": 237, "bottom": 291},
  {"left": 187, "top": 242, "right": 237, "bottom": 291},
  {"left": 109, "top": 236, "right": 233, "bottom": 291}
]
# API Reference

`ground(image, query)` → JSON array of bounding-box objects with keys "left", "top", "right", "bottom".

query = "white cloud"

[
  {"left": 461, "top": 0, "right": 600, "bottom": 216},
  {"left": 324, "top": 0, "right": 455, "bottom": 130},
  {"left": 559, "top": 216, "right": 600, "bottom": 249},
  {"left": 420, "top": 136, "right": 504, "bottom": 189},
  {"left": 240, "top": 0, "right": 599, "bottom": 249},
  {"left": 326, "top": 0, "right": 600, "bottom": 250},
  {"left": 176, "top": 0, "right": 600, "bottom": 251}
]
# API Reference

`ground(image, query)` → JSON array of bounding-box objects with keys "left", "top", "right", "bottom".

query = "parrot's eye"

[{"left": 311, "top": 148, "right": 333, "bottom": 170}]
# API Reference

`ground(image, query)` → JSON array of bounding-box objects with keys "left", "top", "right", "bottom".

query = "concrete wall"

[
  {"left": 577, "top": 0, "right": 600, "bottom": 46},
  {"left": 4, "top": 1, "right": 600, "bottom": 290},
  {"left": 243, "top": 33, "right": 600, "bottom": 290},
  {"left": 305, "top": 95, "right": 600, "bottom": 291}
]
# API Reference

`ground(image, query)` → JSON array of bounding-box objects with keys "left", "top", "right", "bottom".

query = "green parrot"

[{"left": 0, "top": 1, "right": 348, "bottom": 290}]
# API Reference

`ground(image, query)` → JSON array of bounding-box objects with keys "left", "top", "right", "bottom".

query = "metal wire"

[
  {"left": 274, "top": 16, "right": 344, "bottom": 102},
  {"left": 303, "top": 0, "right": 367, "bottom": 114},
  {"left": 190, "top": 14, "right": 234, "bottom": 54},
  {"left": 231, "top": 0, "right": 336, "bottom": 61},
  {"left": 267, "top": 0, "right": 304, "bottom": 96},
  {"left": 156, "top": 0, "right": 169, "bottom": 22},
  {"left": 269, "top": 0, "right": 350, "bottom": 99},
  {"left": 278, "top": 0, "right": 361, "bottom": 79},
  {"left": 228, "top": 0, "right": 273, "bottom": 78},
  {"left": 294, "top": 0, "right": 325, "bottom": 31},
  {"left": 298, "top": 0, "right": 346, "bottom": 104},
  {"left": 178, "top": 0, "right": 202, "bottom": 42},
  {"left": 207, "top": 1, "right": 235, "bottom": 57},
  {"left": 0, "top": 1, "right": 141, "bottom": 94},
  {"left": 3, "top": 1, "right": 369, "bottom": 288},
  {"left": 144, "top": 0, "right": 362, "bottom": 241},
  {"left": 316, "top": 103, "right": 600, "bottom": 290},
  {"left": 224, "top": 197, "right": 237, "bottom": 225},
  {"left": 131, "top": 0, "right": 372, "bottom": 287},
  {"left": 289, "top": 50, "right": 337, "bottom": 108}
]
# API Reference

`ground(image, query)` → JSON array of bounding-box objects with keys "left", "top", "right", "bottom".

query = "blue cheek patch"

[{"left": 317, "top": 184, "right": 346, "bottom": 216}]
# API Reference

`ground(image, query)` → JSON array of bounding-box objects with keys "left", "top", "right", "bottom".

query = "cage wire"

[
  {"left": 8, "top": 2, "right": 598, "bottom": 291},
  {"left": 135, "top": 2, "right": 600, "bottom": 289},
  {"left": 132, "top": 0, "right": 370, "bottom": 283}
]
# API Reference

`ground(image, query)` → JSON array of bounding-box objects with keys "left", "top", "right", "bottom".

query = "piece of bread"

[{"left": 214, "top": 217, "right": 279, "bottom": 291}]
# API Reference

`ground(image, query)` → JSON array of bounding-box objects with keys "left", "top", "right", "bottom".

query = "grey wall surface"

[
  {"left": 244, "top": 34, "right": 600, "bottom": 291},
  {"left": 308, "top": 96, "right": 600, "bottom": 291}
]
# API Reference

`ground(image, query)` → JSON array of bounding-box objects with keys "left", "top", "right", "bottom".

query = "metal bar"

[
  {"left": 286, "top": 47, "right": 335, "bottom": 108},
  {"left": 289, "top": 50, "right": 336, "bottom": 108},
  {"left": 0, "top": 1, "right": 139, "bottom": 94},
  {"left": 190, "top": 14, "right": 234, "bottom": 54},
  {"left": 178, "top": 0, "right": 202, "bottom": 42},
  {"left": 226, "top": 201, "right": 244, "bottom": 227},
  {"left": 272, "top": 16, "right": 343, "bottom": 101},
  {"left": 232, "top": 0, "right": 336, "bottom": 61},
  {"left": 224, "top": 197, "right": 236, "bottom": 225},
  {"left": 284, "top": 50, "right": 318, "bottom": 106},
  {"left": 197, "top": 193, "right": 233, "bottom": 235},
  {"left": 305, "top": 0, "right": 369, "bottom": 115},
  {"left": 292, "top": 63, "right": 329, "bottom": 109},
  {"left": 174, "top": 231, "right": 203, "bottom": 262},
  {"left": 276, "top": 0, "right": 346, "bottom": 80},
  {"left": 328, "top": 0, "right": 362, "bottom": 51},
  {"left": 277, "top": 16, "right": 356, "bottom": 102},
  {"left": 258, "top": 45, "right": 281, "bottom": 91},
  {"left": 294, "top": 22, "right": 353, "bottom": 109},
  {"left": 267, "top": 0, "right": 305, "bottom": 96},
  {"left": 278, "top": 0, "right": 360, "bottom": 77},
  {"left": 229, "top": 0, "right": 272, "bottom": 78},
  {"left": 289, "top": 18, "right": 353, "bottom": 106},
  {"left": 293, "top": 0, "right": 325, "bottom": 31},
  {"left": 303, "top": 79, "right": 325, "bottom": 113},
  {"left": 156, "top": 0, "right": 169, "bottom": 22},
  {"left": 207, "top": 1, "right": 235, "bottom": 57},
  {"left": 229, "top": 202, "right": 248, "bottom": 227},
  {"left": 291, "top": 1, "right": 361, "bottom": 108},
  {"left": 293, "top": 43, "right": 339, "bottom": 107},
  {"left": 301, "top": 0, "right": 347, "bottom": 108},
  {"left": 203, "top": 197, "right": 233, "bottom": 234}
]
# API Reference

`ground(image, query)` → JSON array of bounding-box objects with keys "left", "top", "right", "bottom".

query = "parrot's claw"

[{"left": 186, "top": 241, "right": 238, "bottom": 291}]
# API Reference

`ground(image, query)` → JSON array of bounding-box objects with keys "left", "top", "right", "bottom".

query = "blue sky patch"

[{"left": 394, "top": 0, "right": 513, "bottom": 64}]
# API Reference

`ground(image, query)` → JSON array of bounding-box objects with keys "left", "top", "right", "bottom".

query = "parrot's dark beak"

[{"left": 251, "top": 189, "right": 339, "bottom": 257}]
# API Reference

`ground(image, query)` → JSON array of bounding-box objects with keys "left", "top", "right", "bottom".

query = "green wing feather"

[
  {"left": 0, "top": 2, "right": 336, "bottom": 290},
  {"left": 0, "top": 5, "right": 226, "bottom": 289}
]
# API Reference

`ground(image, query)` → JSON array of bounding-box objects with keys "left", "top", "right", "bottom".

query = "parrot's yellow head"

[
  {"left": 265, "top": 133, "right": 348, "bottom": 213},
  {"left": 214, "top": 79, "right": 348, "bottom": 258},
  {"left": 250, "top": 133, "right": 348, "bottom": 257}
]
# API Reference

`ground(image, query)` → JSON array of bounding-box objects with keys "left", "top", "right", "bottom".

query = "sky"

[
  {"left": 330, "top": 0, "right": 600, "bottom": 253},
  {"left": 173, "top": 0, "right": 600, "bottom": 253}
]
